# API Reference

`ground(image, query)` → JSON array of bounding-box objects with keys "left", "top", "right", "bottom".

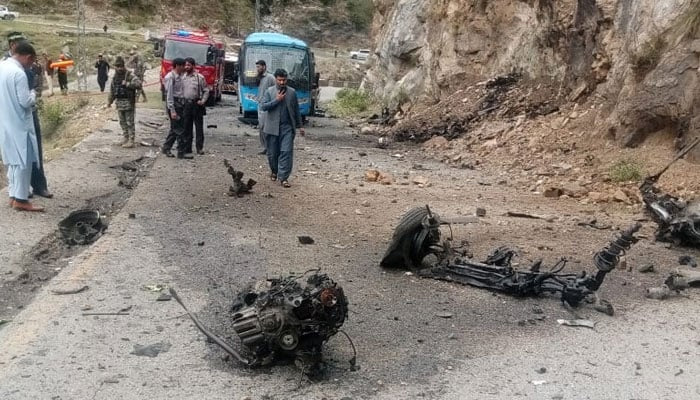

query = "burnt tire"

[{"left": 381, "top": 206, "right": 437, "bottom": 269}]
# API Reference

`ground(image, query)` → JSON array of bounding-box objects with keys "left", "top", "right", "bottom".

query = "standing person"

[
  {"left": 261, "top": 69, "right": 304, "bottom": 188},
  {"left": 255, "top": 60, "right": 276, "bottom": 155},
  {"left": 94, "top": 54, "right": 110, "bottom": 93},
  {"left": 56, "top": 53, "right": 69, "bottom": 95},
  {"left": 0, "top": 42, "right": 44, "bottom": 212},
  {"left": 42, "top": 52, "right": 55, "bottom": 96},
  {"left": 27, "top": 55, "right": 52, "bottom": 198},
  {"left": 107, "top": 56, "right": 141, "bottom": 148},
  {"left": 3, "top": 32, "right": 26, "bottom": 60},
  {"left": 163, "top": 58, "right": 190, "bottom": 159},
  {"left": 127, "top": 49, "right": 147, "bottom": 102},
  {"left": 182, "top": 57, "right": 209, "bottom": 155}
]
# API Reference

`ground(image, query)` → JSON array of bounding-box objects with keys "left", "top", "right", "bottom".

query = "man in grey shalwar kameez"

[
  {"left": 0, "top": 42, "right": 44, "bottom": 212},
  {"left": 261, "top": 68, "right": 305, "bottom": 188}
]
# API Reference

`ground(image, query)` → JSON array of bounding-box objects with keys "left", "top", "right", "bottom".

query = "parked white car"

[
  {"left": 350, "top": 49, "right": 370, "bottom": 61},
  {"left": 0, "top": 5, "right": 18, "bottom": 20}
]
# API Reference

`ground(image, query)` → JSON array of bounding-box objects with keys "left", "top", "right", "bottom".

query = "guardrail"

[{"left": 319, "top": 79, "right": 361, "bottom": 89}]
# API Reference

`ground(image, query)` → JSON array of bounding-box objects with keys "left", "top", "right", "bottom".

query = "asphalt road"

[{"left": 1, "top": 96, "right": 699, "bottom": 399}]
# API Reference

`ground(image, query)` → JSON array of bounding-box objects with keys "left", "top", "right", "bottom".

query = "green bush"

[
  {"left": 329, "top": 88, "right": 373, "bottom": 117},
  {"left": 346, "top": 0, "right": 374, "bottom": 32},
  {"left": 609, "top": 159, "right": 644, "bottom": 182},
  {"left": 39, "top": 101, "right": 66, "bottom": 139}
]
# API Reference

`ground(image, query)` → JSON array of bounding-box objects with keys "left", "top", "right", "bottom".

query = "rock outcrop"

[{"left": 365, "top": 0, "right": 700, "bottom": 157}]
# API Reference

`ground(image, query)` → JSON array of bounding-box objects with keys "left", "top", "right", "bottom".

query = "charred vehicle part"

[
  {"left": 171, "top": 271, "right": 353, "bottom": 378},
  {"left": 382, "top": 206, "right": 642, "bottom": 310},
  {"left": 223, "top": 159, "right": 256, "bottom": 197},
  {"left": 640, "top": 138, "right": 700, "bottom": 246}
]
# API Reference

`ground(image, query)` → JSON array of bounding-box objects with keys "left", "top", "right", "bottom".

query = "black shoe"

[
  {"left": 196, "top": 149, "right": 205, "bottom": 155},
  {"left": 34, "top": 189, "right": 54, "bottom": 199},
  {"left": 163, "top": 149, "right": 175, "bottom": 158},
  {"left": 258, "top": 149, "right": 267, "bottom": 155}
]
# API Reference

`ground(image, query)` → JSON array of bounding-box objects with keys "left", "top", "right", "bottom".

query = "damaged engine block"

[
  {"left": 382, "top": 206, "right": 641, "bottom": 309},
  {"left": 230, "top": 272, "right": 349, "bottom": 374}
]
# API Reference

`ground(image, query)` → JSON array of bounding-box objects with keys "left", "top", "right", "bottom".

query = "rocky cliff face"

[{"left": 366, "top": 0, "right": 700, "bottom": 152}]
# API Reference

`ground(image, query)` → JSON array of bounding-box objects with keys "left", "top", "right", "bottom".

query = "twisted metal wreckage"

[
  {"left": 640, "top": 137, "right": 700, "bottom": 247},
  {"left": 170, "top": 271, "right": 354, "bottom": 379},
  {"left": 381, "top": 206, "right": 641, "bottom": 312}
]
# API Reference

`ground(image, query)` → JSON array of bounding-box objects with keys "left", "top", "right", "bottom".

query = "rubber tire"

[{"left": 381, "top": 206, "right": 435, "bottom": 269}]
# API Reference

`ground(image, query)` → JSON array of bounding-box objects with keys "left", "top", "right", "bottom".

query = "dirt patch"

[{"left": 0, "top": 156, "right": 156, "bottom": 321}]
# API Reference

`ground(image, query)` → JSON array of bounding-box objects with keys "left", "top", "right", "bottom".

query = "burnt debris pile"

[{"left": 223, "top": 159, "right": 256, "bottom": 197}]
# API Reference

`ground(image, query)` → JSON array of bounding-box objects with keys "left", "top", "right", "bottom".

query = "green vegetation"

[
  {"left": 347, "top": 0, "right": 374, "bottom": 31},
  {"left": 328, "top": 88, "right": 375, "bottom": 117},
  {"left": 609, "top": 159, "right": 644, "bottom": 182},
  {"left": 39, "top": 100, "right": 67, "bottom": 139}
]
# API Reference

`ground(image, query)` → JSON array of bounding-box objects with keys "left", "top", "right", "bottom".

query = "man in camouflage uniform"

[
  {"left": 108, "top": 56, "right": 141, "bottom": 148},
  {"left": 127, "top": 48, "right": 147, "bottom": 102}
]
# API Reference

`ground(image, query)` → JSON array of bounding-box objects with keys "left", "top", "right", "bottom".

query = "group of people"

[
  {"left": 255, "top": 60, "right": 304, "bottom": 188},
  {"left": 0, "top": 33, "right": 53, "bottom": 212}
]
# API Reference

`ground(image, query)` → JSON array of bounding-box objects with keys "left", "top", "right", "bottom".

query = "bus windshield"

[
  {"left": 164, "top": 40, "right": 209, "bottom": 65},
  {"left": 243, "top": 45, "right": 310, "bottom": 90}
]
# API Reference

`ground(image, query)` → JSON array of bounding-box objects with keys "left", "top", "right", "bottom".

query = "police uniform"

[
  {"left": 181, "top": 72, "right": 209, "bottom": 154},
  {"left": 164, "top": 70, "right": 189, "bottom": 158}
]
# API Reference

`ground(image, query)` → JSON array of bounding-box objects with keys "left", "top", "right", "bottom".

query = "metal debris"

[
  {"left": 640, "top": 138, "right": 700, "bottom": 247},
  {"left": 297, "top": 235, "right": 315, "bottom": 245},
  {"left": 679, "top": 255, "right": 697, "bottom": 268},
  {"left": 171, "top": 271, "right": 353, "bottom": 379},
  {"left": 58, "top": 210, "right": 107, "bottom": 246},
  {"left": 382, "top": 205, "right": 641, "bottom": 310},
  {"left": 51, "top": 285, "right": 89, "bottom": 295},
  {"left": 231, "top": 271, "right": 351, "bottom": 377},
  {"left": 556, "top": 319, "right": 596, "bottom": 329},
  {"left": 223, "top": 159, "right": 256, "bottom": 197},
  {"left": 130, "top": 341, "right": 172, "bottom": 357}
]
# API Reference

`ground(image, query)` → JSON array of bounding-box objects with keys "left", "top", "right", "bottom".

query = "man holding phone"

[{"left": 260, "top": 68, "right": 304, "bottom": 188}]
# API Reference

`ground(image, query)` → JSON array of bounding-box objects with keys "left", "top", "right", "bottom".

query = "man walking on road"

[
  {"left": 182, "top": 57, "right": 209, "bottom": 155},
  {"left": 261, "top": 68, "right": 304, "bottom": 188},
  {"left": 256, "top": 60, "right": 276, "bottom": 155},
  {"left": 95, "top": 54, "right": 110, "bottom": 93},
  {"left": 163, "top": 58, "right": 190, "bottom": 159},
  {"left": 0, "top": 41, "right": 45, "bottom": 212},
  {"left": 108, "top": 56, "right": 141, "bottom": 148}
]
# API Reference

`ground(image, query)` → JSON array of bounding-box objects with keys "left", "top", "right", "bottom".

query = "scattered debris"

[
  {"left": 156, "top": 293, "right": 172, "bottom": 301},
  {"left": 0, "top": 319, "right": 10, "bottom": 326},
  {"left": 535, "top": 367, "right": 547, "bottom": 374},
  {"left": 638, "top": 264, "right": 655, "bottom": 273},
  {"left": 207, "top": 124, "right": 218, "bottom": 129},
  {"left": 130, "top": 341, "right": 172, "bottom": 358},
  {"left": 475, "top": 207, "right": 486, "bottom": 217},
  {"left": 143, "top": 284, "right": 166, "bottom": 292},
  {"left": 298, "top": 235, "right": 315, "bottom": 245},
  {"left": 577, "top": 219, "right": 612, "bottom": 230},
  {"left": 679, "top": 255, "right": 697, "bottom": 268},
  {"left": 382, "top": 205, "right": 641, "bottom": 310},
  {"left": 556, "top": 319, "right": 596, "bottom": 329},
  {"left": 435, "top": 312, "right": 453, "bottom": 319},
  {"left": 223, "top": 159, "right": 256, "bottom": 197},
  {"left": 645, "top": 286, "right": 671, "bottom": 300},
  {"left": 505, "top": 211, "right": 551, "bottom": 221},
  {"left": 640, "top": 138, "right": 700, "bottom": 247},
  {"left": 58, "top": 210, "right": 107, "bottom": 246},
  {"left": 51, "top": 285, "right": 89, "bottom": 295},
  {"left": 171, "top": 271, "right": 353, "bottom": 379},
  {"left": 81, "top": 312, "right": 130, "bottom": 316},
  {"left": 230, "top": 271, "right": 351, "bottom": 377}
]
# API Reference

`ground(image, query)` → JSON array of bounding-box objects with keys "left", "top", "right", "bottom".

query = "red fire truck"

[{"left": 155, "top": 29, "right": 225, "bottom": 105}]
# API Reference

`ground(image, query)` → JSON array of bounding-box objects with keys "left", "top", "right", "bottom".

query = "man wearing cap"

[
  {"left": 163, "top": 58, "right": 189, "bottom": 158},
  {"left": 256, "top": 60, "right": 276, "bottom": 155},
  {"left": 0, "top": 41, "right": 45, "bottom": 211},
  {"left": 95, "top": 54, "right": 110, "bottom": 92},
  {"left": 182, "top": 57, "right": 209, "bottom": 155},
  {"left": 108, "top": 56, "right": 141, "bottom": 148},
  {"left": 261, "top": 68, "right": 304, "bottom": 188}
]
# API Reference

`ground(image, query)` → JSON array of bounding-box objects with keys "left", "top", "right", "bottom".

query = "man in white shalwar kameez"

[{"left": 0, "top": 41, "right": 44, "bottom": 212}]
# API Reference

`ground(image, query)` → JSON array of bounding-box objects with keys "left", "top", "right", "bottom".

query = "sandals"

[
  {"left": 281, "top": 180, "right": 291, "bottom": 188},
  {"left": 270, "top": 173, "right": 277, "bottom": 181}
]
